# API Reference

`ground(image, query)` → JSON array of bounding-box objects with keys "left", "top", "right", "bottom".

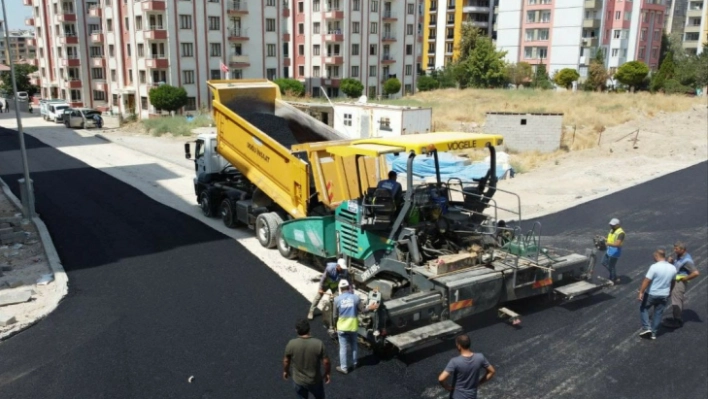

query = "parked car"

[
  {"left": 62, "top": 108, "right": 74, "bottom": 127},
  {"left": 15, "top": 91, "right": 28, "bottom": 101},
  {"left": 66, "top": 108, "right": 102, "bottom": 129}
]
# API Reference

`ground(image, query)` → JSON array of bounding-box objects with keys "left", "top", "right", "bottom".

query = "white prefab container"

[{"left": 332, "top": 103, "right": 432, "bottom": 139}]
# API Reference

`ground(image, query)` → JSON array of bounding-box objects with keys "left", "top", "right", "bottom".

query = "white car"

[{"left": 15, "top": 91, "right": 29, "bottom": 101}]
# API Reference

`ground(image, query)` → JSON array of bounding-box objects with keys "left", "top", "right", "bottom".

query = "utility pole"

[{"left": 1, "top": 0, "right": 36, "bottom": 219}]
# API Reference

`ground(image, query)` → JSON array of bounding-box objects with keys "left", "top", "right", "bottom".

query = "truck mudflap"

[
  {"left": 554, "top": 280, "right": 604, "bottom": 300},
  {"left": 385, "top": 320, "right": 463, "bottom": 351}
]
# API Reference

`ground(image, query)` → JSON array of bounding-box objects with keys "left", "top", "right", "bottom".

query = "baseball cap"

[
  {"left": 338, "top": 279, "right": 350, "bottom": 289},
  {"left": 609, "top": 218, "right": 620, "bottom": 226},
  {"left": 337, "top": 258, "right": 348, "bottom": 270}
]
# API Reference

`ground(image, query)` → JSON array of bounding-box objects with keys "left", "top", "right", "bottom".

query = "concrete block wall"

[{"left": 483, "top": 113, "right": 564, "bottom": 153}]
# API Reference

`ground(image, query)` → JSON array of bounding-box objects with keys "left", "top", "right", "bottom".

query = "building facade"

[
  {"left": 0, "top": 29, "right": 37, "bottom": 65},
  {"left": 24, "top": 0, "right": 422, "bottom": 118},
  {"left": 680, "top": 0, "right": 707, "bottom": 54},
  {"left": 422, "top": 0, "right": 498, "bottom": 71}
]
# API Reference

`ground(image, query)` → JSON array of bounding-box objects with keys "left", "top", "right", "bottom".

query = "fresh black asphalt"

[{"left": 0, "top": 127, "right": 706, "bottom": 399}]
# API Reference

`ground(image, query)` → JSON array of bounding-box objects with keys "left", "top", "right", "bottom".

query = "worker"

[
  {"left": 376, "top": 170, "right": 403, "bottom": 203},
  {"left": 93, "top": 113, "right": 103, "bottom": 129},
  {"left": 308, "top": 258, "right": 350, "bottom": 320},
  {"left": 665, "top": 242, "right": 699, "bottom": 328},
  {"left": 638, "top": 249, "right": 676, "bottom": 340},
  {"left": 333, "top": 279, "right": 378, "bottom": 374},
  {"left": 283, "top": 319, "right": 331, "bottom": 399},
  {"left": 602, "top": 218, "right": 625, "bottom": 285},
  {"left": 438, "top": 334, "right": 495, "bottom": 399}
]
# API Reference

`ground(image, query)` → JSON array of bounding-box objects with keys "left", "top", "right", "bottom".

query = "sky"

[{"left": 2, "top": 0, "right": 32, "bottom": 30}]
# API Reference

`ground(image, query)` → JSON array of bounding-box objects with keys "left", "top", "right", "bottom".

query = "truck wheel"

[
  {"left": 220, "top": 198, "right": 238, "bottom": 228},
  {"left": 199, "top": 191, "right": 217, "bottom": 218},
  {"left": 255, "top": 212, "right": 282, "bottom": 249},
  {"left": 276, "top": 226, "right": 297, "bottom": 259}
]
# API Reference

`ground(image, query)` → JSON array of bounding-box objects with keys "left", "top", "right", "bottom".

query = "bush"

[
  {"left": 553, "top": 68, "right": 580, "bottom": 90},
  {"left": 273, "top": 78, "right": 305, "bottom": 97},
  {"left": 383, "top": 78, "right": 402, "bottom": 96},
  {"left": 142, "top": 115, "right": 213, "bottom": 137},
  {"left": 340, "top": 78, "right": 364, "bottom": 98},
  {"left": 149, "top": 84, "right": 188, "bottom": 112},
  {"left": 417, "top": 75, "right": 439, "bottom": 92},
  {"left": 615, "top": 61, "right": 649, "bottom": 91}
]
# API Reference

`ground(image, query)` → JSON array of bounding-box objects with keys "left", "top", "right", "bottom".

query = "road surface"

[{"left": 0, "top": 123, "right": 706, "bottom": 399}]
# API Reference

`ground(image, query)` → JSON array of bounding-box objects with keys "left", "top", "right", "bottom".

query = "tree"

[
  {"left": 148, "top": 84, "right": 188, "bottom": 112},
  {"left": 431, "top": 65, "right": 457, "bottom": 88},
  {"left": 505, "top": 62, "right": 533, "bottom": 88},
  {"left": 0, "top": 64, "right": 39, "bottom": 97},
  {"left": 383, "top": 77, "right": 402, "bottom": 96},
  {"left": 452, "top": 24, "right": 483, "bottom": 88},
  {"left": 416, "top": 75, "right": 439, "bottom": 92},
  {"left": 697, "top": 44, "right": 708, "bottom": 88},
  {"left": 553, "top": 68, "right": 580, "bottom": 90},
  {"left": 650, "top": 51, "right": 675, "bottom": 92},
  {"left": 532, "top": 62, "right": 553, "bottom": 90},
  {"left": 615, "top": 61, "right": 649, "bottom": 91},
  {"left": 340, "top": 78, "right": 364, "bottom": 98},
  {"left": 273, "top": 78, "right": 305, "bottom": 97},
  {"left": 463, "top": 36, "right": 507, "bottom": 88},
  {"left": 585, "top": 48, "right": 608, "bottom": 91}
]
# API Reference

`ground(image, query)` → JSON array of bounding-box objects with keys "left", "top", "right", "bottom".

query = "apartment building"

[
  {"left": 422, "top": 0, "right": 498, "bottom": 71},
  {"left": 496, "top": 0, "right": 667, "bottom": 79},
  {"left": 0, "top": 29, "right": 37, "bottom": 65},
  {"left": 293, "top": 0, "right": 423, "bottom": 98},
  {"left": 680, "top": 0, "right": 707, "bottom": 53}
]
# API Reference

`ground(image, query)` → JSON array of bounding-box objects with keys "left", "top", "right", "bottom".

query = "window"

[
  {"left": 182, "top": 43, "right": 194, "bottom": 56},
  {"left": 183, "top": 70, "right": 195, "bottom": 84},
  {"left": 266, "top": 0, "right": 276, "bottom": 5},
  {"left": 407, "top": 24, "right": 413, "bottom": 35},
  {"left": 138, "top": 43, "right": 144, "bottom": 57},
  {"left": 651, "top": 47, "right": 658, "bottom": 58},
  {"left": 380, "top": 117, "right": 391, "bottom": 130},
  {"left": 624, "top": 11, "right": 631, "bottom": 21},
  {"left": 313, "top": 44, "right": 320, "bottom": 56},
  {"left": 90, "top": 46, "right": 103, "bottom": 57},
  {"left": 141, "top": 96, "right": 148, "bottom": 110},
  {"left": 344, "top": 113, "right": 352, "bottom": 126},
  {"left": 267, "top": 44, "right": 276, "bottom": 57},
  {"left": 70, "top": 89, "right": 81, "bottom": 101},
  {"left": 128, "top": 69, "right": 133, "bottom": 84},
  {"left": 405, "top": 64, "right": 412, "bottom": 76},
  {"left": 313, "top": 0, "right": 320, "bottom": 11},
  {"left": 371, "top": 0, "right": 379, "bottom": 12},
  {"left": 313, "top": 22, "right": 320, "bottom": 34},
  {"left": 354, "top": 0, "right": 360, "bottom": 11},
  {"left": 88, "top": 23, "right": 100, "bottom": 34},
  {"left": 135, "top": 16, "right": 142, "bottom": 30},
  {"left": 266, "top": 18, "right": 276, "bottom": 32},
  {"left": 540, "top": 11, "right": 550, "bottom": 23},
  {"left": 370, "top": 44, "right": 377, "bottom": 55},
  {"left": 404, "top": 84, "right": 412, "bottom": 95},
  {"left": 298, "top": 23, "right": 304, "bottom": 34},
  {"left": 180, "top": 15, "right": 192, "bottom": 29},
  {"left": 639, "top": 47, "right": 645, "bottom": 58},
  {"left": 139, "top": 70, "right": 146, "bottom": 84},
  {"left": 640, "top": 28, "right": 647, "bottom": 41},
  {"left": 538, "top": 29, "right": 549, "bottom": 41},
  {"left": 186, "top": 97, "right": 197, "bottom": 111},
  {"left": 611, "top": 48, "right": 618, "bottom": 57},
  {"left": 615, "top": 11, "right": 621, "bottom": 20},
  {"left": 353, "top": 22, "right": 360, "bottom": 33},
  {"left": 107, "top": 19, "right": 113, "bottom": 32},
  {"left": 371, "top": 22, "right": 378, "bottom": 34},
  {"left": 210, "top": 69, "right": 221, "bottom": 79},
  {"left": 91, "top": 68, "right": 104, "bottom": 79},
  {"left": 111, "top": 69, "right": 116, "bottom": 81},
  {"left": 406, "top": 44, "right": 412, "bottom": 55},
  {"left": 210, "top": 43, "right": 222, "bottom": 57},
  {"left": 525, "top": 29, "right": 534, "bottom": 41},
  {"left": 351, "top": 65, "right": 359, "bottom": 77},
  {"left": 125, "top": 17, "right": 129, "bottom": 30},
  {"left": 524, "top": 47, "right": 532, "bottom": 59},
  {"left": 369, "top": 65, "right": 376, "bottom": 77},
  {"left": 526, "top": 11, "right": 535, "bottom": 23},
  {"left": 209, "top": 17, "right": 220, "bottom": 30},
  {"left": 408, "top": 3, "right": 414, "bottom": 14},
  {"left": 298, "top": 66, "right": 305, "bottom": 76},
  {"left": 266, "top": 68, "right": 276, "bottom": 80},
  {"left": 298, "top": 1, "right": 304, "bottom": 12},
  {"left": 653, "top": 30, "right": 660, "bottom": 40},
  {"left": 298, "top": 44, "right": 304, "bottom": 55},
  {"left": 126, "top": 44, "right": 131, "bottom": 56},
  {"left": 93, "top": 90, "right": 106, "bottom": 101},
  {"left": 313, "top": 66, "right": 321, "bottom": 77},
  {"left": 352, "top": 44, "right": 359, "bottom": 56},
  {"left": 231, "top": 70, "right": 243, "bottom": 79},
  {"left": 613, "top": 30, "right": 620, "bottom": 39},
  {"left": 538, "top": 47, "right": 547, "bottom": 59}
]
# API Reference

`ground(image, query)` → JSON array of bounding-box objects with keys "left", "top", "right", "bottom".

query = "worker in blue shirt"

[
  {"left": 308, "top": 258, "right": 350, "bottom": 320},
  {"left": 376, "top": 170, "right": 403, "bottom": 201}
]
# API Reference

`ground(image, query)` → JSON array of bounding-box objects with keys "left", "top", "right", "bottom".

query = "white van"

[
  {"left": 49, "top": 103, "right": 70, "bottom": 123},
  {"left": 16, "top": 91, "right": 29, "bottom": 101}
]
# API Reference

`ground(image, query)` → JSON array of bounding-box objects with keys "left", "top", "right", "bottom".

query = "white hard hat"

[
  {"left": 338, "top": 279, "right": 350, "bottom": 289},
  {"left": 609, "top": 218, "right": 620, "bottom": 226},
  {"left": 337, "top": 258, "right": 348, "bottom": 270}
]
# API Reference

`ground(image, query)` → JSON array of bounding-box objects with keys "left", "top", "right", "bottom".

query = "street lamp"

[{"left": 1, "top": 0, "right": 36, "bottom": 219}]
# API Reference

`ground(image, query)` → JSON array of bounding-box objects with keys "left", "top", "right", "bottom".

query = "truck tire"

[
  {"left": 276, "top": 226, "right": 297, "bottom": 259},
  {"left": 199, "top": 190, "right": 218, "bottom": 218},
  {"left": 255, "top": 212, "right": 282, "bottom": 249},
  {"left": 220, "top": 198, "right": 238, "bottom": 228}
]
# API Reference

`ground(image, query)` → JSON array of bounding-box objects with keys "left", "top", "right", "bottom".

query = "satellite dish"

[{"left": 357, "top": 95, "right": 367, "bottom": 104}]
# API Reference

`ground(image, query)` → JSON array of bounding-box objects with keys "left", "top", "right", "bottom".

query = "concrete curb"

[
  {"left": 94, "top": 133, "right": 111, "bottom": 142},
  {"left": 0, "top": 177, "right": 68, "bottom": 341}
]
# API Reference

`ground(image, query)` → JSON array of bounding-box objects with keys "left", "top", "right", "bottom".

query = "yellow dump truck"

[{"left": 184, "top": 79, "right": 386, "bottom": 248}]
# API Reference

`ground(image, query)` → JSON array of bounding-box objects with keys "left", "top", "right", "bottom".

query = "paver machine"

[{"left": 277, "top": 132, "right": 606, "bottom": 352}]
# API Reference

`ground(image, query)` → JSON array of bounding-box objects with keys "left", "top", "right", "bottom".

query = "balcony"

[
  {"left": 93, "top": 81, "right": 106, "bottom": 91},
  {"left": 144, "top": 26, "right": 168, "bottom": 40},
  {"left": 228, "top": 28, "right": 249, "bottom": 41},
  {"left": 25, "top": 17, "right": 35, "bottom": 26},
  {"left": 283, "top": 57, "right": 291, "bottom": 67},
  {"left": 582, "top": 37, "right": 598, "bottom": 47},
  {"left": 227, "top": 1, "right": 248, "bottom": 14},
  {"left": 382, "top": 34, "right": 397, "bottom": 43},
  {"left": 91, "top": 57, "right": 106, "bottom": 67},
  {"left": 463, "top": 1, "right": 491, "bottom": 13},
  {"left": 27, "top": 38, "right": 36, "bottom": 47},
  {"left": 69, "top": 101, "right": 83, "bottom": 108},
  {"left": 469, "top": 21, "right": 489, "bottom": 28},
  {"left": 230, "top": 54, "right": 250, "bottom": 66},
  {"left": 146, "top": 56, "right": 169, "bottom": 68},
  {"left": 283, "top": 31, "right": 291, "bottom": 41},
  {"left": 91, "top": 31, "right": 105, "bottom": 43},
  {"left": 57, "top": 10, "right": 77, "bottom": 22},
  {"left": 282, "top": 2, "right": 290, "bottom": 17},
  {"left": 382, "top": 12, "right": 397, "bottom": 21},
  {"left": 382, "top": 54, "right": 396, "bottom": 64},
  {"left": 324, "top": 30, "right": 344, "bottom": 41},
  {"left": 583, "top": 18, "right": 601, "bottom": 28},
  {"left": 322, "top": 78, "right": 341, "bottom": 87},
  {"left": 89, "top": 5, "right": 102, "bottom": 17},
  {"left": 64, "top": 79, "right": 82, "bottom": 89},
  {"left": 142, "top": 0, "right": 166, "bottom": 11},
  {"left": 30, "top": 77, "right": 40, "bottom": 86},
  {"left": 324, "top": 54, "right": 344, "bottom": 64},
  {"left": 22, "top": 0, "right": 33, "bottom": 5},
  {"left": 62, "top": 56, "right": 81, "bottom": 67},
  {"left": 584, "top": 0, "right": 601, "bottom": 9},
  {"left": 324, "top": 7, "right": 344, "bottom": 19},
  {"left": 59, "top": 34, "right": 79, "bottom": 45}
]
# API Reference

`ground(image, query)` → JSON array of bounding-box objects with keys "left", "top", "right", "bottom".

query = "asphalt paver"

[{"left": 0, "top": 127, "right": 705, "bottom": 399}]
